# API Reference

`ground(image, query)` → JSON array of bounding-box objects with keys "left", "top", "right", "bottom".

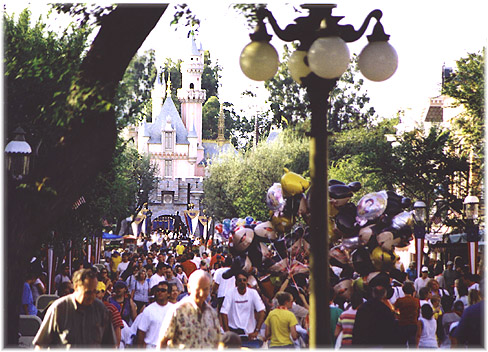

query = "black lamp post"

[
  {"left": 413, "top": 201, "right": 427, "bottom": 278},
  {"left": 464, "top": 195, "right": 480, "bottom": 274},
  {"left": 5, "top": 127, "right": 32, "bottom": 180},
  {"left": 239, "top": 4, "right": 397, "bottom": 347}
]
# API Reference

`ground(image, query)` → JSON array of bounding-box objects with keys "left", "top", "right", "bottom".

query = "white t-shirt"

[
  {"left": 137, "top": 301, "right": 174, "bottom": 346},
  {"left": 117, "top": 261, "right": 130, "bottom": 276},
  {"left": 389, "top": 286, "right": 405, "bottom": 305},
  {"left": 213, "top": 267, "right": 235, "bottom": 298},
  {"left": 414, "top": 277, "right": 429, "bottom": 293},
  {"left": 149, "top": 273, "right": 166, "bottom": 289},
  {"left": 221, "top": 287, "right": 265, "bottom": 334}
]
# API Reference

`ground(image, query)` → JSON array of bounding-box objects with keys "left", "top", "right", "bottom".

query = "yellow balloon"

[
  {"left": 271, "top": 214, "right": 294, "bottom": 233},
  {"left": 280, "top": 168, "right": 310, "bottom": 197},
  {"left": 370, "top": 246, "right": 398, "bottom": 271}
]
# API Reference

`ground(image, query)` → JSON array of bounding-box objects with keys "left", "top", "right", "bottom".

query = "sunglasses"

[
  {"left": 236, "top": 278, "right": 247, "bottom": 283},
  {"left": 155, "top": 288, "right": 168, "bottom": 293}
]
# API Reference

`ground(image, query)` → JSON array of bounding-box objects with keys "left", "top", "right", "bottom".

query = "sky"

[{"left": 4, "top": 0, "right": 488, "bottom": 119}]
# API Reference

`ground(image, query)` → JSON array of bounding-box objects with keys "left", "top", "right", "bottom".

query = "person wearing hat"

[
  {"left": 96, "top": 281, "right": 123, "bottom": 347},
  {"left": 414, "top": 267, "right": 430, "bottom": 294},
  {"left": 443, "top": 261, "right": 458, "bottom": 295},
  {"left": 109, "top": 280, "right": 137, "bottom": 326}
]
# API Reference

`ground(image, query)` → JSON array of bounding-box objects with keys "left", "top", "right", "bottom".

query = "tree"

[
  {"left": 328, "top": 118, "right": 398, "bottom": 200},
  {"left": 115, "top": 49, "right": 157, "bottom": 127},
  {"left": 202, "top": 96, "right": 220, "bottom": 139},
  {"left": 384, "top": 127, "right": 470, "bottom": 232},
  {"left": 5, "top": 4, "right": 168, "bottom": 345},
  {"left": 203, "top": 129, "right": 309, "bottom": 221},
  {"left": 442, "top": 50, "right": 485, "bottom": 188}
]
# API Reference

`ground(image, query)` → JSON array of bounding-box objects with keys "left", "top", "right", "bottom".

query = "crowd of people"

[{"left": 21, "top": 231, "right": 483, "bottom": 349}]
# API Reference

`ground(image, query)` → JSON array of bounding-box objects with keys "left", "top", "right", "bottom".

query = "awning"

[{"left": 102, "top": 232, "right": 122, "bottom": 240}]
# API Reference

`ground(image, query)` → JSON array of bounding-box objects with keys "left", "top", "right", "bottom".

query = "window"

[
  {"left": 190, "top": 83, "right": 194, "bottom": 89},
  {"left": 164, "top": 132, "right": 173, "bottom": 150},
  {"left": 164, "top": 160, "right": 172, "bottom": 177},
  {"left": 162, "top": 192, "right": 173, "bottom": 204}
]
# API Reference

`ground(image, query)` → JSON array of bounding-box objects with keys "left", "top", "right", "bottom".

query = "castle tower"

[
  {"left": 151, "top": 67, "right": 165, "bottom": 122},
  {"left": 177, "top": 35, "right": 206, "bottom": 145}
]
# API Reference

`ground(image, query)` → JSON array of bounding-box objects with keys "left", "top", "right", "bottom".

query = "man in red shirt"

[
  {"left": 394, "top": 281, "right": 420, "bottom": 347},
  {"left": 180, "top": 253, "right": 197, "bottom": 277}
]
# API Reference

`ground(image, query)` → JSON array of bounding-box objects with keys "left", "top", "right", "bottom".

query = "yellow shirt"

[
  {"left": 175, "top": 244, "right": 185, "bottom": 255},
  {"left": 264, "top": 308, "right": 298, "bottom": 347},
  {"left": 111, "top": 255, "right": 122, "bottom": 273}
]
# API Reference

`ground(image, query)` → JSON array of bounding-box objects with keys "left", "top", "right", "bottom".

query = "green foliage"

[
  {"left": 170, "top": 4, "right": 200, "bottom": 37},
  {"left": 4, "top": 8, "right": 90, "bottom": 148},
  {"left": 115, "top": 49, "right": 157, "bottom": 128},
  {"left": 231, "top": 4, "right": 264, "bottom": 29},
  {"left": 202, "top": 96, "right": 220, "bottom": 139},
  {"left": 203, "top": 129, "right": 309, "bottom": 221},
  {"left": 442, "top": 49, "right": 485, "bottom": 181},
  {"left": 386, "top": 127, "right": 469, "bottom": 231},
  {"left": 202, "top": 50, "right": 221, "bottom": 99},
  {"left": 328, "top": 118, "right": 397, "bottom": 200}
]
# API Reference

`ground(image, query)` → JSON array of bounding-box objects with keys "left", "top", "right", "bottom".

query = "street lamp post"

[
  {"left": 239, "top": 4, "right": 397, "bottom": 347},
  {"left": 413, "top": 201, "right": 427, "bottom": 278},
  {"left": 464, "top": 195, "right": 480, "bottom": 275}
]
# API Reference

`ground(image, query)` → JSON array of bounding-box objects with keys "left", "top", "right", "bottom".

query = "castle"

[{"left": 128, "top": 37, "right": 232, "bottom": 219}]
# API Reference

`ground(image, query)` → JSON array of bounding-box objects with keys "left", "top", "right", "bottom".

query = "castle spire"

[
  {"left": 166, "top": 74, "right": 172, "bottom": 98},
  {"left": 217, "top": 102, "right": 225, "bottom": 147}
]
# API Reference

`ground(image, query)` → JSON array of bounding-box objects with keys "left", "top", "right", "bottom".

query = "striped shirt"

[
  {"left": 103, "top": 301, "right": 124, "bottom": 330},
  {"left": 336, "top": 307, "right": 358, "bottom": 346}
]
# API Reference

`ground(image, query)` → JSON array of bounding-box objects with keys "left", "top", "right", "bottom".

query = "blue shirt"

[{"left": 21, "top": 282, "right": 38, "bottom": 316}]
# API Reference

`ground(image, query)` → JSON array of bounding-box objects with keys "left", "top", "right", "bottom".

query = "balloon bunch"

[
  {"left": 212, "top": 169, "right": 417, "bottom": 303},
  {"left": 327, "top": 180, "right": 415, "bottom": 299}
]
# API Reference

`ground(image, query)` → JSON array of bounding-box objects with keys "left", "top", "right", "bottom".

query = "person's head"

[
  {"left": 175, "top": 265, "right": 183, "bottom": 274},
  {"left": 350, "top": 288, "right": 364, "bottom": 310},
  {"left": 453, "top": 300, "right": 465, "bottom": 316},
  {"left": 165, "top": 265, "right": 174, "bottom": 278},
  {"left": 202, "top": 252, "right": 208, "bottom": 259},
  {"left": 146, "top": 267, "right": 153, "bottom": 278},
  {"left": 220, "top": 331, "right": 242, "bottom": 349},
  {"left": 421, "top": 266, "right": 429, "bottom": 278},
  {"left": 72, "top": 269, "right": 98, "bottom": 306},
  {"left": 156, "top": 262, "right": 166, "bottom": 274},
  {"left": 276, "top": 291, "right": 294, "bottom": 308},
  {"left": 121, "top": 253, "right": 129, "bottom": 262},
  {"left": 153, "top": 282, "right": 170, "bottom": 305},
  {"left": 409, "top": 262, "right": 416, "bottom": 269},
  {"left": 188, "top": 269, "right": 212, "bottom": 308},
  {"left": 371, "top": 285, "right": 387, "bottom": 300},
  {"left": 441, "top": 295, "right": 455, "bottom": 313},
  {"left": 427, "top": 279, "right": 440, "bottom": 292},
  {"left": 100, "top": 268, "right": 109, "bottom": 277},
  {"left": 421, "top": 303, "right": 434, "bottom": 320},
  {"left": 58, "top": 281, "right": 74, "bottom": 297},
  {"left": 235, "top": 271, "right": 249, "bottom": 293},
  {"left": 96, "top": 281, "right": 106, "bottom": 300},
  {"left": 468, "top": 289, "right": 481, "bottom": 306},
  {"left": 431, "top": 295, "right": 441, "bottom": 308},
  {"left": 223, "top": 256, "right": 233, "bottom": 268},
  {"left": 455, "top": 278, "right": 468, "bottom": 296},
  {"left": 402, "top": 281, "right": 415, "bottom": 295},
  {"left": 137, "top": 267, "right": 147, "bottom": 280},
  {"left": 454, "top": 256, "right": 463, "bottom": 268},
  {"left": 446, "top": 260, "right": 453, "bottom": 269},
  {"left": 113, "top": 280, "right": 128, "bottom": 298},
  {"left": 170, "top": 283, "right": 180, "bottom": 302},
  {"left": 419, "top": 287, "right": 431, "bottom": 300}
]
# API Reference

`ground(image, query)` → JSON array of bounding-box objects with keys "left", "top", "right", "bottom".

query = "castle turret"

[
  {"left": 151, "top": 67, "right": 165, "bottom": 122},
  {"left": 177, "top": 35, "right": 206, "bottom": 146}
]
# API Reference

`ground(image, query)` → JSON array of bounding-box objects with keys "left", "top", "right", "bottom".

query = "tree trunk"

[{"left": 5, "top": 4, "right": 167, "bottom": 346}]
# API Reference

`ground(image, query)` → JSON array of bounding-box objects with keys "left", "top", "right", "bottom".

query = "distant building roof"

[
  {"left": 191, "top": 36, "right": 200, "bottom": 56},
  {"left": 424, "top": 106, "right": 443, "bottom": 122},
  {"left": 201, "top": 140, "right": 235, "bottom": 165},
  {"left": 145, "top": 96, "right": 189, "bottom": 144}
]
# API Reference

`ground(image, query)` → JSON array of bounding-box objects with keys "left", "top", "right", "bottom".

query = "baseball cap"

[
  {"left": 447, "top": 261, "right": 453, "bottom": 265},
  {"left": 421, "top": 266, "right": 429, "bottom": 272},
  {"left": 114, "top": 280, "right": 128, "bottom": 289},
  {"left": 97, "top": 281, "right": 106, "bottom": 291}
]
